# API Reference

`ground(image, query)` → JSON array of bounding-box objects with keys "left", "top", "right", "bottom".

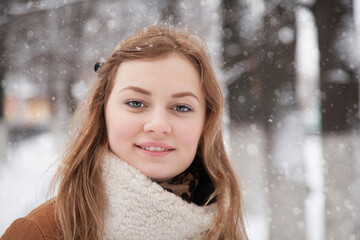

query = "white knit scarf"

[{"left": 102, "top": 152, "right": 217, "bottom": 240}]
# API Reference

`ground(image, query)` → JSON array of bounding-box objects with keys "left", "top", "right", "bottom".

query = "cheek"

[
  {"left": 106, "top": 108, "right": 141, "bottom": 144},
  {"left": 175, "top": 119, "right": 204, "bottom": 149},
  {"left": 111, "top": 120, "right": 137, "bottom": 140}
]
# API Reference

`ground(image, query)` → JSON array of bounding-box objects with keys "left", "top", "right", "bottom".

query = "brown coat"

[{"left": 1, "top": 200, "right": 61, "bottom": 240}]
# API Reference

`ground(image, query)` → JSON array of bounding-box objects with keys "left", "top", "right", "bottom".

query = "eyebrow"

[
  {"left": 118, "top": 86, "right": 200, "bottom": 102},
  {"left": 172, "top": 92, "right": 199, "bottom": 102},
  {"left": 118, "top": 86, "right": 151, "bottom": 95}
]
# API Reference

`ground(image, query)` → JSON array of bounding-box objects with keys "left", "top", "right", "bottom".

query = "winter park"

[{"left": 0, "top": 0, "right": 359, "bottom": 239}]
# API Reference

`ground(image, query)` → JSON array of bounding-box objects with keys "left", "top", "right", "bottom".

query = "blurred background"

[{"left": 0, "top": 0, "right": 359, "bottom": 239}]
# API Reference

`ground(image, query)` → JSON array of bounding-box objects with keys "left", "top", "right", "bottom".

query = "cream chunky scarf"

[{"left": 102, "top": 152, "right": 217, "bottom": 240}]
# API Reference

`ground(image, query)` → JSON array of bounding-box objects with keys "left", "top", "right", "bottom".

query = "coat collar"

[{"left": 102, "top": 152, "right": 217, "bottom": 240}]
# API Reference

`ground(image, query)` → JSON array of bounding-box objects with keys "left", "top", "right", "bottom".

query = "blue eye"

[
  {"left": 126, "top": 100, "right": 145, "bottom": 108},
  {"left": 174, "top": 105, "right": 192, "bottom": 112}
]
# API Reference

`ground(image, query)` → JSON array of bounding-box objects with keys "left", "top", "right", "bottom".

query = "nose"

[{"left": 143, "top": 108, "right": 172, "bottom": 135}]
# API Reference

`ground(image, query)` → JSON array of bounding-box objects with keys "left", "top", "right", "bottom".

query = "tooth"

[{"left": 139, "top": 146, "right": 171, "bottom": 151}]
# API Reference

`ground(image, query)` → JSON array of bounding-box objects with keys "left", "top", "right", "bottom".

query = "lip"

[
  {"left": 135, "top": 142, "right": 175, "bottom": 157},
  {"left": 136, "top": 142, "right": 175, "bottom": 149}
]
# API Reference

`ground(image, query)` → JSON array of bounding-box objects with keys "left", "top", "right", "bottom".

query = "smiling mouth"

[{"left": 135, "top": 145, "right": 174, "bottom": 152}]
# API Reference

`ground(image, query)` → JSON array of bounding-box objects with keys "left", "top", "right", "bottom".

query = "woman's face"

[{"left": 105, "top": 53, "right": 206, "bottom": 181}]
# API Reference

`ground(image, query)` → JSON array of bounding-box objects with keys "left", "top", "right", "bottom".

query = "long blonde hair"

[{"left": 52, "top": 25, "right": 248, "bottom": 240}]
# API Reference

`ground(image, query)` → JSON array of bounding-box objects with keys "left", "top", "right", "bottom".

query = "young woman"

[{"left": 1, "top": 25, "right": 248, "bottom": 240}]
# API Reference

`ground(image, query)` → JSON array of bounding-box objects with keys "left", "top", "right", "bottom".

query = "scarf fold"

[
  {"left": 159, "top": 155, "right": 216, "bottom": 206},
  {"left": 102, "top": 152, "right": 217, "bottom": 240}
]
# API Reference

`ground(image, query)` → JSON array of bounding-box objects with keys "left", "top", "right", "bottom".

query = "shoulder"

[{"left": 1, "top": 199, "right": 60, "bottom": 240}]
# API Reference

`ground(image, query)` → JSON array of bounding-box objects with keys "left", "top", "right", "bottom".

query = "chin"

[
  {"left": 142, "top": 170, "right": 173, "bottom": 182},
  {"left": 139, "top": 164, "right": 175, "bottom": 182},
  {"left": 146, "top": 173, "right": 171, "bottom": 182}
]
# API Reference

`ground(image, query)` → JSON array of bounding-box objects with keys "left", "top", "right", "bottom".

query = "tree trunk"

[
  {"left": 313, "top": 0, "right": 360, "bottom": 239},
  {"left": 160, "top": 0, "right": 180, "bottom": 24},
  {"left": 48, "top": 2, "right": 96, "bottom": 144},
  {"left": 223, "top": 1, "right": 307, "bottom": 239},
  {"left": 0, "top": 0, "right": 9, "bottom": 164}
]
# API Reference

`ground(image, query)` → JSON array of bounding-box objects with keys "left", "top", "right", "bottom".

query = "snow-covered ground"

[{"left": 0, "top": 132, "right": 59, "bottom": 235}]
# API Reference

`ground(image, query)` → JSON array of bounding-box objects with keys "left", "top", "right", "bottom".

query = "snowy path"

[{"left": 0, "top": 132, "right": 58, "bottom": 235}]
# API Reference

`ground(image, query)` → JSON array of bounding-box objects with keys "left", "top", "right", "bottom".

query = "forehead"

[{"left": 113, "top": 53, "right": 203, "bottom": 95}]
